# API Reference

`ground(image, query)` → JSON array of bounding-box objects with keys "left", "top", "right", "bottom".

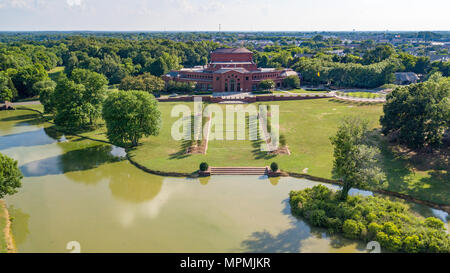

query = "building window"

[
  {"left": 216, "top": 77, "right": 220, "bottom": 81},
  {"left": 246, "top": 77, "right": 249, "bottom": 80}
]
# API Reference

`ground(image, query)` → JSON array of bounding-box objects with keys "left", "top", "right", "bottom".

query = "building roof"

[
  {"left": 395, "top": 72, "right": 419, "bottom": 82},
  {"left": 212, "top": 48, "right": 252, "bottom": 54},
  {"left": 214, "top": 68, "right": 249, "bottom": 74},
  {"left": 280, "top": 71, "right": 298, "bottom": 77}
]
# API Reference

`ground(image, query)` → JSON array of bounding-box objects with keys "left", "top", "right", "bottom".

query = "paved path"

[{"left": 0, "top": 100, "right": 41, "bottom": 108}]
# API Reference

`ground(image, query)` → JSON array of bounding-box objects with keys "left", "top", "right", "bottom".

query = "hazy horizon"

[{"left": 0, "top": 0, "right": 449, "bottom": 32}]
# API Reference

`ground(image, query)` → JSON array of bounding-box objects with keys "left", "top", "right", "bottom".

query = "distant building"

[
  {"left": 163, "top": 48, "right": 297, "bottom": 92},
  {"left": 395, "top": 72, "right": 419, "bottom": 85}
]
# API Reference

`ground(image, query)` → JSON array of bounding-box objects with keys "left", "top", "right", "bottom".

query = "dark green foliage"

[
  {"left": 270, "top": 162, "right": 279, "bottom": 172},
  {"left": 330, "top": 117, "right": 387, "bottom": 200},
  {"left": 289, "top": 185, "right": 450, "bottom": 253},
  {"left": 259, "top": 80, "right": 275, "bottom": 90},
  {"left": 102, "top": 90, "right": 161, "bottom": 147},
  {"left": 9, "top": 63, "right": 48, "bottom": 97},
  {"left": 166, "top": 80, "right": 195, "bottom": 93},
  {"left": 119, "top": 73, "right": 165, "bottom": 93},
  {"left": 380, "top": 74, "right": 449, "bottom": 149},
  {"left": 0, "top": 71, "right": 17, "bottom": 102},
  {"left": 0, "top": 153, "right": 23, "bottom": 198},
  {"left": 283, "top": 75, "right": 300, "bottom": 89},
  {"left": 199, "top": 162, "right": 209, "bottom": 172},
  {"left": 35, "top": 80, "right": 56, "bottom": 113}
]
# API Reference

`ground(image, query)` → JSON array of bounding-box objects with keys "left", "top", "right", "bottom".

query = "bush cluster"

[{"left": 289, "top": 185, "right": 449, "bottom": 253}]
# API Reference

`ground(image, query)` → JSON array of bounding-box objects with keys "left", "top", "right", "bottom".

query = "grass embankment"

[
  {"left": 14, "top": 99, "right": 449, "bottom": 205},
  {"left": 0, "top": 201, "right": 14, "bottom": 253}
]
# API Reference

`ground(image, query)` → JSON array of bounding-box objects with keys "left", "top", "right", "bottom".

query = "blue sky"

[{"left": 0, "top": 0, "right": 449, "bottom": 31}]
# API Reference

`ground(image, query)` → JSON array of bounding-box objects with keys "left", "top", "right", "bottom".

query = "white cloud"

[{"left": 66, "top": 0, "right": 84, "bottom": 7}]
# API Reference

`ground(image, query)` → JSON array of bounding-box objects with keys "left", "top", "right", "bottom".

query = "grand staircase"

[{"left": 210, "top": 167, "right": 267, "bottom": 175}]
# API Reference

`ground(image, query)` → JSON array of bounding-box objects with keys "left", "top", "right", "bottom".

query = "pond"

[{"left": 0, "top": 109, "right": 447, "bottom": 253}]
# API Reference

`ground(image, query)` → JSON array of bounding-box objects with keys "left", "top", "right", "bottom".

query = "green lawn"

[
  {"left": 0, "top": 201, "right": 9, "bottom": 253},
  {"left": 339, "top": 92, "right": 382, "bottom": 99},
  {"left": 273, "top": 89, "right": 329, "bottom": 94},
  {"left": 48, "top": 66, "right": 65, "bottom": 81},
  {"left": 15, "top": 99, "right": 449, "bottom": 205}
]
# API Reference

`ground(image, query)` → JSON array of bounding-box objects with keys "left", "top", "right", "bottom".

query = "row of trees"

[{"left": 293, "top": 55, "right": 398, "bottom": 88}]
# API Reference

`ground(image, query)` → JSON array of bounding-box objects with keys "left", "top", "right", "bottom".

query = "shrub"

[
  {"left": 199, "top": 162, "right": 209, "bottom": 172},
  {"left": 289, "top": 185, "right": 450, "bottom": 253},
  {"left": 403, "top": 235, "right": 422, "bottom": 253},
  {"left": 424, "top": 217, "right": 445, "bottom": 230},
  {"left": 270, "top": 162, "right": 278, "bottom": 172},
  {"left": 368, "top": 222, "right": 383, "bottom": 238},
  {"left": 309, "top": 209, "right": 327, "bottom": 227},
  {"left": 343, "top": 219, "right": 365, "bottom": 239}
]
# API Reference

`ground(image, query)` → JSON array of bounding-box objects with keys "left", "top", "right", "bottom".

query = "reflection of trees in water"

[
  {"left": 108, "top": 168, "right": 163, "bottom": 203},
  {"left": 7, "top": 205, "right": 30, "bottom": 246},
  {"left": 20, "top": 144, "right": 122, "bottom": 178},
  {"left": 240, "top": 199, "right": 365, "bottom": 253},
  {"left": 199, "top": 176, "right": 211, "bottom": 185},
  {"left": 269, "top": 177, "right": 280, "bottom": 186}
]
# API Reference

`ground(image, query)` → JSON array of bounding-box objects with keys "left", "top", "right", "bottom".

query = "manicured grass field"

[
  {"left": 338, "top": 92, "right": 382, "bottom": 99},
  {"left": 14, "top": 99, "right": 449, "bottom": 205}
]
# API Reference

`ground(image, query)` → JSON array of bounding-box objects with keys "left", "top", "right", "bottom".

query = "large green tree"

[
  {"left": 0, "top": 71, "right": 17, "bottom": 102},
  {"left": 35, "top": 80, "right": 56, "bottom": 114},
  {"left": 102, "top": 90, "right": 161, "bottom": 147},
  {"left": 330, "top": 117, "right": 387, "bottom": 200},
  {"left": 0, "top": 153, "right": 23, "bottom": 198},
  {"left": 283, "top": 75, "right": 300, "bottom": 89},
  {"left": 53, "top": 75, "right": 88, "bottom": 128},
  {"left": 8, "top": 63, "right": 48, "bottom": 98},
  {"left": 70, "top": 69, "right": 108, "bottom": 125},
  {"left": 380, "top": 73, "right": 450, "bottom": 149}
]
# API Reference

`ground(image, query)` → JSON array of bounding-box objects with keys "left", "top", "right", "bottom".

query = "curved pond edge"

[
  {"left": 0, "top": 200, "right": 16, "bottom": 253},
  {"left": 18, "top": 106, "right": 450, "bottom": 214}
]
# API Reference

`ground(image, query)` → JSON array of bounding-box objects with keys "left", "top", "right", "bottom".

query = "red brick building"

[{"left": 163, "top": 48, "right": 298, "bottom": 92}]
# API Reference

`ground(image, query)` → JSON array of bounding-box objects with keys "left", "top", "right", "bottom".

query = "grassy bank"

[{"left": 0, "top": 201, "right": 14, "bottom": 253}]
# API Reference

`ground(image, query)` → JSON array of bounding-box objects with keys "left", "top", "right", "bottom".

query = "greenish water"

[{"left": 0, "top": 110, "right": 447, "bottom": 253}]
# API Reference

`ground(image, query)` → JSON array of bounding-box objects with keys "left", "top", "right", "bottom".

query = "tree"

[
  {"left": 0, "top": 71, "right": 17, "bottom": 102},
  {"left": 362, "top": 44, "right": 396, "bottom": 65},
  {"left": 330, "top": 117, "right": 387, "bottom": 200},
  {"left": 380, "top": 74, "right": 449, "bottom": 149},
  {"left": 70, "top": 69, "right": 108, "bottom": 125},
  {"left": 9, "top": 63, "right": 48, "bottom": 98},
  {"left": 34, "top": 80, "right": 56, "bottom": 113},
  {"left": 149, "top": 57, "right": 169, "bottom": 77},
  {"left": 259, "top": 79, "right": 275, "bottom": 90},
  {"left": 119, "top": 73, "right": 165, "bottom": 93},
  {"left": 283, "top": 75, "right": 300, "bottom": 89},
  {"left": 0, "top": 153, "right": 23, "bottom": 198},
  {"left": 102, "top": 90, "right": 161, "bottom": 147},
  {"left": 53, "top": 75, "right": 88, "bottom": 128}
]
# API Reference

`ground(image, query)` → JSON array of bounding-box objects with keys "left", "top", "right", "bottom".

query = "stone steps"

[{"left": 210, "top": 167, "right": 267, "bottom": 175}]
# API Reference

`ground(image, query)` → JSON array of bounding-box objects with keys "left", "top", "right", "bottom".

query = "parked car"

[{"left": 169, "top": 93, "right": 178, "bottom": 97}]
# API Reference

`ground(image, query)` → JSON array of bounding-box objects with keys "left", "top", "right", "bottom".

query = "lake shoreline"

[
  {"left": 19, "top": 106, "right": 450, "bottom": 214},
  {"left": 0, "top": 200, "right": 16, "bottom": 253}
]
